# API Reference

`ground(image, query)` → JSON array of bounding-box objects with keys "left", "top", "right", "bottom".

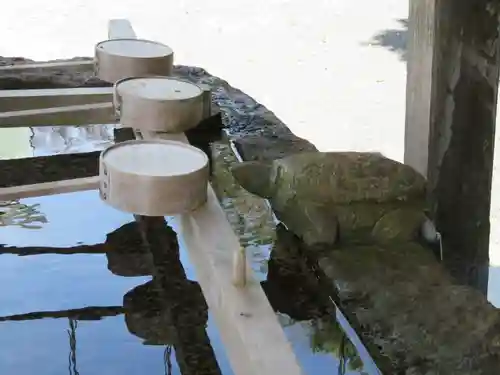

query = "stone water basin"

[{"left": 0, "top": 125, "right": 379, "bottom": 375}]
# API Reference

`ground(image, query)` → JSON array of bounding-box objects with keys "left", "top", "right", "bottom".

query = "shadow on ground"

[{"left": 366, "top": 19, "right": 408, "bottom": 61}]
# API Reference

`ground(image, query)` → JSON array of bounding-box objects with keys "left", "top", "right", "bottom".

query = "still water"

[{"left": 0, "top": 125, "right": 376, "bottom": 375}]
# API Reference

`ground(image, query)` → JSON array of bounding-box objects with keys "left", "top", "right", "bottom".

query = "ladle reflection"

[
  {"left": 0, "top": 219, "right": 372, "bottom": 375},
  {"left": 0, "top": 218, "right": 220, "bottom": 375}
]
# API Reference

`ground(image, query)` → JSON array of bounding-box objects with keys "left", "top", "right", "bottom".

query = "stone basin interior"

[{"left": 0, "top": 124, "right": 379, "bottom": 375}]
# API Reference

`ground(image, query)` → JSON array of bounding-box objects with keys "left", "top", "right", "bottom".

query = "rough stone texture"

[
  {"left": 231, "top": 151, "right": 429, "bottom": 247},
  {"left": 232, "top": 152, "right": 427, "bottom": 205},
  {"left": 316, "top": 241, "right": 500, "bottom": 375},
  {"left": 233, "top": 134, "right": 316, "bottom": 162},
  {"left": 0, "top": 57, "right": 108, "bottom": 89}
]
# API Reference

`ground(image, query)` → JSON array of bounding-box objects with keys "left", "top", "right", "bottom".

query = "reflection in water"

[
  {"left": 134, "top": 216, "right": 222, "bottom": 375},
  {"left": 30, "top": 124, "right": 115, "bottom": 156},
  {"left": 0, "top": 215, "right": 223, "bottom": 375},
  {"left": 0, "top": 128, "right": 32, "bottom": 159},
  {"left": 265, "top": 223, "right": 374, "bottom": 375},
  {"left": 0, "top": 200, "right": 47, "bottom": 229},
  {"left": 210, "top": 137, "right": 276, "bottom": 279},
  {"left": 0, "top": 199, "right": 374, "bottom": 375},
  {"left": 0, "top": 189, "right": 221, "bottom": 374},
  {"left": 67, "top": 319, "right": 79, "bottom": 375},
  {"left": 310, "top": 318, "right": 364, "bottom": 374},
  {"left": 0, "top": 119, "right": 377, "bottom": 374},
  {"left": 0, "top": 306, "right": 124, "bottom": 322},
  {"left": 0, "top": 124, "right": 115, "bottom": 160}
]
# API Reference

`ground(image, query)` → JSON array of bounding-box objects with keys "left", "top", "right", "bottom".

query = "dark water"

[{"left": 0, "top": 125, "right": 378, "bottom": 375}]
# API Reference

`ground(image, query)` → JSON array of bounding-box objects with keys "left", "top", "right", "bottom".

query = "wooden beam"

[
  {"left": 139, "top": 130, "right": 304, "bottom": 375},
  {"left": 405, "top": 0, "right": 500, "bottom": 292},
  {"left": 0, "top": 102, "right": 116, "bottom": 127},
  {"left": 0, "top": 176, "right": 100, "bottom": 201},
  {"left": 404, "top": 0, "right": 436, "bottom": 177},
  {"left": 0, "top": 87, "right": 113, "bottom": 111},
  {"left": 108, "top": 19, "right": 137, "bottom": 39},
  {"left": 0, "top": 60, "right": 94, "bottom": 74},
  {"left": 137, "top": 216, "right": 222, "bottom": 375}
]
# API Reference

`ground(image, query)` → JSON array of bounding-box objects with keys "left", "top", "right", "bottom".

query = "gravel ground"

[
  {"left": 3, "top": 0, "right": 500, "bottom": 294},
  {"left": 0, "top": 0, "right": 407, "bottom": 157}
]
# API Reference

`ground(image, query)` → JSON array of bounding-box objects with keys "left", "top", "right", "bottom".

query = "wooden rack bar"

[
  {"left": 0, "top": 102, "right": 115, "bottom": 127},
  {"left": 139, "top": 129, "right": 304, "bottom": 375},
  {"left": 0, "top": 87, "right": 113, "bottom": 112},
  {"left": 0, "top": 176, "right": 100, "bottom": 201},
  {"left": 0, "top": 60, "right": 94, "bottom": 74}
]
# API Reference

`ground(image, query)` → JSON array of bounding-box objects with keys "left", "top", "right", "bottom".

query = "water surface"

[{"left": 0, "top": 125, "right": 377, "bottom": 375}]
